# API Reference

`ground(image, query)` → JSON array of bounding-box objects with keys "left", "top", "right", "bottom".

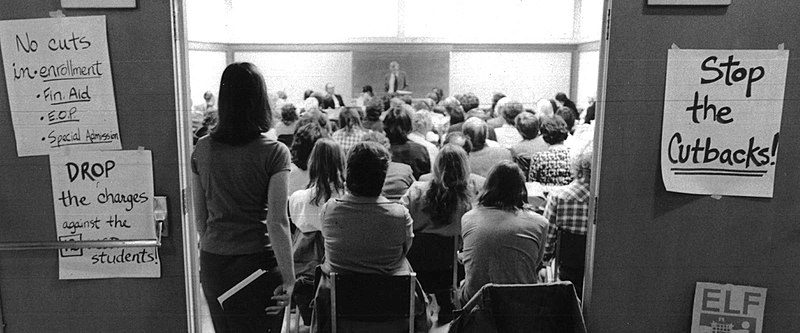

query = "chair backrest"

[
  {"left": 556, "top": 230, "right": 587, "bottom": 271},
  {"left": 406, "top": 233, "right": 456, "bottom": 272},
  {"left": 454, "top": 282, "right": 587, "bottom": 333},
  {"left": 330, "top": 272, "right": 416, "bottom": 333}
]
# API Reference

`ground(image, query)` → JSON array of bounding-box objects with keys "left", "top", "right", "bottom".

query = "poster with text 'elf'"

[
  {"left": 661, "top": 48, "right": 788, "bottom": 198},
  {"left": 691, "top": 282, "right": 766, "bottom": 333},
  {"left": 50, "top": 150, "right": 159, "bottom": 279},
  {"left": 0, "top": 15, "right": 121, "bottom": 157}
]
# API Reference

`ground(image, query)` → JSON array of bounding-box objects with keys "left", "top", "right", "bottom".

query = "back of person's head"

[
  {"left": 571, "top": 144, "right": 593, "bottom": 184},
  {"left": 364, "top": 98, "right": 384, "bottom": 121},
  {"left": 212, "top": 62, "right": 272, "bottom": 145},
  {"left": 535, "top": 98, "right": 555, "bottom": 119},
  {"left": 303, "top": 89, "right": 314, "bottom": 100},
  {"left": 310, "top": 91, "right": 326, "bottom": 108},
  {"left": 346, "top": 142, "right": 391, "bottom": 197},
  {"left": 281, "top": 103, "right": 298, "bottom": 126},
  {"left": 203, "top": 90, "right": 214, "bottom": 102},
  {"left": 444, "top": 102, "right": 465, "bottom": 125},
  {"left": 297, "top": 110, "right": 331, "bottom": 134},
  {"left": 457, "top": 93, "right": 480, "bottom": 112},
  {"left": 555, "top": 106, "right": 575, "bottom": 133},
  {"left": 361, "top": 130, "right": 392, "bottom": 152},
  {"left": 400, "top": 95, "right": 413, "bottom": 106},
  {"left": 554, "top": 92, "right": 577, "bottom": 109},
  {"left": 502, "top": 100, "right": 524, "bottom": 124},
  {"left": 362, "top": 85, "right": 374, "bottom": 97},
  {"left": 540, "top": 115, "right": 569, "bottom": 145},
  {"left": 291, "top": 122, "right": 325, "bottom": 171},
  {"left": 425, "top": 92, "right": 439, "bottom": 103},
  {"left": 424, "top": 144, "right": 471, "bottom": 226},
  {"left": 490, "top": 92, "right": 506, "bottom": 116},
  {"left": 338, "top": 107, "right": 362, "bottom": 131},
  {"left": 444, "top": 131, "right": 473, "bottom": 153},
  {"left": 412, "top": 110, "right": 433, "bottom": 134},
  {"left": 303, "top": 97, "right": 320, "bottom": 112},
  {"left": 514, "top": 111, "right": 540, "bottom": 140},
  {"left": 308, "top": 138, "right": 346, "bottom": 206},
  {"left": 466, "top": 108, "right": 488, "bottom": 121},
  {"left": 478, "top": 161, "right": 527, "bottom": 211},
  {"left": 432, "top": 87, "right": 444, "bottom": 103},
  {"left": 462, "top": 117, "right": 488, "bottom": 151},
  {"left": 383, "top": 104, "right": 414, "bottom": 144}
]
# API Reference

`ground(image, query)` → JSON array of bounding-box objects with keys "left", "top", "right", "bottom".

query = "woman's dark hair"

[
  {"left": 478, "top": 161, "right": 527, "bottom": 211},
  {"left": 365, "top": 98, "right": 384, "bottom": 121},
  {"left": 211, "top": 62, "right": 272, "bottom": 145},
  {"left": 445, "top": 103, "right": 465, "bottom": 125},
  {"left": 307, "top": 139, "right": 346, "bottom": 206},
  {"left": 346, "top": 142, "right": 391, "bottom": 197},
  {"left": 515, "top": 111, "right": 540, "bottom": 140},
  {"left": 457, "top": 93, "right": 480, "bottom": 112},
  {"left": 383, "top": 104, "right": 413, "bottom": 144},
  {"left": 540, "top": 115, "right": 569, "bottom": 145},
  {"left": 432, "top": 87, "right": 444, "bottom": 103},
  {"left": 362, "top": 85, "right": 374, "bottom": 97},
  {"left": 423, "top": 145, "right": 472, "bottom": 226},
  {"left": 555, "top": 106, "right": 575, "bottom": 133},
  {"left": 290, "top": 122, "right": 325, "bottom": 171},
  {"left": 297, "top": 110, "right": 331, "bottom": 134},
  {"left": 444, "top": 132, "right": 473, "bottom": 153},
  {"left": 281, "top": 103, "right": 298, "bottom": 126},
  {"left": 555, "top": 92, "right": 577, "bottom": 110},
  {"left": 338, "top": 107, "right": 362, "bottom": 131}
]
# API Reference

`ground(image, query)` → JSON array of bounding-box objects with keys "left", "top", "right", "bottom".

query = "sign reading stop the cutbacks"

[{"left": 661, "top": 48, "right": 789, "bottom": 198}]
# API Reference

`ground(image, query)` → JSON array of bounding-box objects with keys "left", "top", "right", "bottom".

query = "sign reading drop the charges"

[
  {"left": 691, "top": 282, "right": 766, "bottom": 333},
  {"left": 0, "top": 15, "right": 121, "bottom": 157},
  {"left": 661, "top": 48, "right": 789, "bottom": 197},
  {"left": 50, "top": 150, "right": 160, "bottom": 279}
]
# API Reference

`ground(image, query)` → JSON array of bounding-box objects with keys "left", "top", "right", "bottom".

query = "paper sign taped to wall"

[
  {"left": 661, "top": 49, "right": 789, "bottom": 197},
  {"left": 0, "top": 16, "right": 121, "bottom": 157},
  {"left": 50, "top": 150, "right": 159, "bottom": 279},
  {"left": 691, "top": 282, "right": 766, "bottom": 333}
]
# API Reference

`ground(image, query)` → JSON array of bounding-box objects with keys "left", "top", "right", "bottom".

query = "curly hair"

[{"left": 539, "top": 115, "right": 569, "bottom": 145}]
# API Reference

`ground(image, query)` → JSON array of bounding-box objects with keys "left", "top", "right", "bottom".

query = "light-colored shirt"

[
  {"left": 289, "top": 188, "right": 342, "bottom": 233},
  {"left": 321, "top": 194, "right": 413, "bottom": 275},
  {"left": 459, "top": 206, "right": 549, "bottom": 304},
  {"left": 494, "top": 124, "right": 523, "bottom": 148},
  {"left": 288, "top": 163, "right": 310, "bottom": 195}
]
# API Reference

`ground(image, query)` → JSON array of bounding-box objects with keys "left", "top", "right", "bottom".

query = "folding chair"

[
  {"left": 406, "top": 234, "right": 459, "bottom": 322},
  {"left": 330, "top": 272, "right": 416, "bottom": 333},
  {"left": 449, "top": 282, "right": 587, "bottom": 333}
]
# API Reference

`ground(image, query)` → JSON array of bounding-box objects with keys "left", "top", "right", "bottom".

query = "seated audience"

[
  {"left": 541, "top": 147, "right": 592, "bottom": 297},
  {"left": 443, "top": 131, "right": 473, "bottom": 154},
  {"left": 275, "top": 103, "right": 298, "bottom": 147},
  {"left": 288, "top": 122, "right": 326, "bottom": 195},
  {"left": 462, "top": 117, "right": 512, "bottom": 178},
  {"left": 528, "top": 115, "right": 573, "bottom": 186},
  {"left": 510, "top": 112, "right": 546, "bottom": 172},
  {"left": 458, "top": 161, "right": 549, "bottom": 305},
  {"left": 331, "top": 107, "right": 367, "bottom": 153},
  {"left": 401, "top": 144, "right": 480, "bottom": 323},
  {"left": 443, "top": 98, "right": 466, "bottom": 133},
  {"left": 313, "top": 141, "right": 430, "bottom": 332},
  {"left": 488, "top": 92, "right": 506, "bottom": 119},
  {"left": 457, "top": 92, "right": 480, "bottom": 113},
  {"left": 384, "top": 104, "right": 431, "bottom": 179},
  {"left": 535, "top": 98, "right": 556, "bottom": 119},
  {"left": 289, "top": 139, "right": 346, "bottom": 327},
  {"left": 362, "top": 131, "right": 415, "bottom": 202},
  {"left": 486, "top": 96, "right": 508, "bottom": 130},
  {"left": 493, "top": 99, "right": 525, "bottom": 148},
  {"left": 192, "top": 109, "right": 217, "bottom": 145},
  {"left": 408, "top": 110, "right": 439, "bottom": 164},
  {"left": 362, "top": 98, "right": 385, "bottom": 133},
  {"left": 431, "top": 87, "right": 445, "bottom": 104}
]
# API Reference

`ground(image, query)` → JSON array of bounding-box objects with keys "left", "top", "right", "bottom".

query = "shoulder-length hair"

[
  {"left": 338, "top": 107, "right": 362, "bottom": 132},
  {"left": 383, "top": 104, "right": 413, "bottom": 144},
  {"left": 307, "top": 139, "right": 346, "bottom": 206},
  {"left": 424, "top": 144, "right": 472, "bottom": 226},
  {"left": 346, "top": 142, "right": 391, "bottom": 197},
  {"left": 478, "top": 161, "right": 527, "bottom": 211},
  {"left": 211, "top": 62, "right": 273, "bottom": 145}
]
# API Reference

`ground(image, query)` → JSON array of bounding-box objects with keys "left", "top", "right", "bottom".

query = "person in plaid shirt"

[
  {"left": 331, "top": 107, "right": 367, "bottom": 154},
  {"left": 541, "top": 145, "right": 592, "bottom": 295}
]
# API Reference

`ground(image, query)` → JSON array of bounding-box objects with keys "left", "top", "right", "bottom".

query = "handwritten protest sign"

[
  {"left": 661, "top": 49, "right": 789, "bottom": 197},
  {"left": 50, "top": 150, "right": 159, "bottom": 279},
  {"left": 0, "top": 16, "right": 121, "bottom": 157},
  {"left": 691, "top": 282, "right": 766, "bottom": 333}
]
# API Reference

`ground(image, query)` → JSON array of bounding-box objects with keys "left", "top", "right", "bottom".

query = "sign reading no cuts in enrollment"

[
  {"left": 661, "top": 48, "right": 789, "bottom": 198},
  {"left": 0, "top": 15, "right": 121, "bottom": 157}
]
